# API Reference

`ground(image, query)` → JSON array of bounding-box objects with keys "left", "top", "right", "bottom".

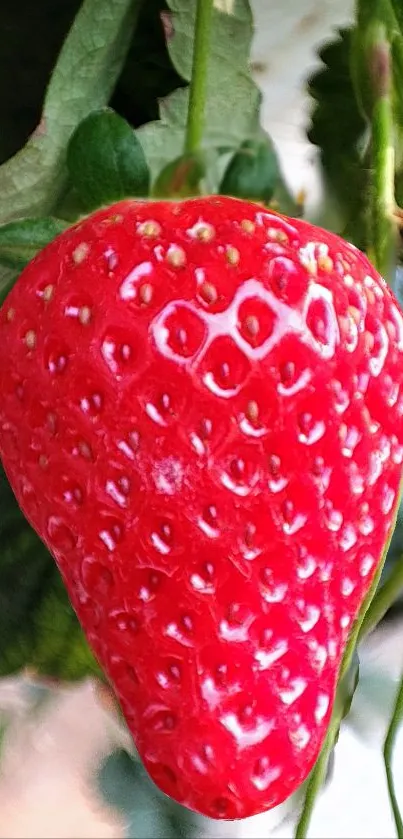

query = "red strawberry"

[{"left": 1, "top": 196, "right": 403, "bottom": 819}]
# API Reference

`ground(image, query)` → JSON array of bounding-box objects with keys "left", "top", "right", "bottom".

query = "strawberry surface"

[{"left": 1, "top": 196, "right": 403, "bottom": 819}]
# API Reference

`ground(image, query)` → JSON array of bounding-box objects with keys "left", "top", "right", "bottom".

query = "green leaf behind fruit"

[
  {"left": 0, "top": 218, "right": 68, "bottom": 270},
  {"left": 0, "top": 0, "right": 184, "bottom": 166},
  {"left": 391, "top": 0, "right": 403, "bottom": 32},
  {"left": 0, "top": 468, "right": 99, "bottom": 681},
  {"left": 138, "top": 0, "right": 262, "bottom": 180},
  {"left": 67, "top": 109, "right": 150, "bottom": 209},
  {"left": 152, "top": 151, "right": 207, "bottom": 197},
  {"left": 0, "top": 267, "right": 19, "bottom": 307},
  {"left": 220, "top": 137, "right": 280, "bottom": 203}
]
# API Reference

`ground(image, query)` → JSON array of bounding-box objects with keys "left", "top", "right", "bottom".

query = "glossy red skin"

[{"left": 1, "top": 197, "right": 403, "bottom": 819}]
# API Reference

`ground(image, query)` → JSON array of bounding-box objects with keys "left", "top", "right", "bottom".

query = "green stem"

[
  {"left": 358, "top": 559, "right": 403, "bottom": 640},
  {"left": 295, "top": 720, "right": 339, "bottom": 838},
  {"left": 342, "top": 475, "right": 403, "bottom": 674},
  {"left": 295, "top": 631, "right": 362, "bottom": 837},
  {"left": 384, "top": 675, "right": 403, "bottom": 838},
  {"left": 184, "top": 0, "right": 214, "bottom": 154},
  {"left": 370, "top": 36, "right": 397, "bottom": 282},
  {"left": 372, "top": 98, "right": 396, "bottom": 280}
]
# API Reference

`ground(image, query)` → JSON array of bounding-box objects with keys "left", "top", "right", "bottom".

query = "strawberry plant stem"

[
  {"left": 384, "top": 674, "right": 403, "bottom": 838},
  {"left": 358, "top": 557, "right": 403, "bottom": 639},
  {"left": 184, "top": 0, "right": 214, "bottom": 154},
  {"left": 370, "top": 36, "right": 397, "bottom": 282},
  {"left": 295, "top": 719, "right": 339, "bottom": 838},
  {"left": 340, "top": 480, "right": 402, "bottom": 693},
  {"left": 355, "top": 482, "right": 403, "bottom": 644}
]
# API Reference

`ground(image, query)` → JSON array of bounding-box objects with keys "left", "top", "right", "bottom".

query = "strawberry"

[{"left": 1, "top": 196, "right": 403, "bottom": 820}]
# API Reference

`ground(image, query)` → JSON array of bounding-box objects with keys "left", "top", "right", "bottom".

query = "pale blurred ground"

[
  {"left": 4, "top": 1, "right": 403, "bottom": 837},
  {"left": 0, "top": 680, "right": 123, "bottom": 838}
]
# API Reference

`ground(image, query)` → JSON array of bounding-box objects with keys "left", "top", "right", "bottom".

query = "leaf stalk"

[{"left": 184, "top": 0, "right": 214, "bottom": 154}]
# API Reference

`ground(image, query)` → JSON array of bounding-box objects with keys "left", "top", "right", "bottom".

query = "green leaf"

[
  {"left": 307, "top": 28, "right": 369, "bottom": 247},
  {"left": 153, "top": 151, "right": 207, "bottom": 197},
  {"left": 0, "top": 0, "right": 143, "bottom": 223},
  {"left": 0, "top": 218, "right": 68, "bottom": 270},
  {"left": 220, "top": 138, "right": 280, "bottom": 203},
  {"left": 0, "top": 267, "right": 19, "bottom": 307},
  {"left": 0, "top": 0, "right": 183, "bottom": 165},
  {"left": 0, "top": 467, "right": 100, "bottom": 681},
  {"left": 67, "top": 108, "right": 150, "bottom": 209},
  {"left": 54, "top": 188, "right": 87, "bottom": 223},
  {"left": 138, "top": 0, "right": 262, "bottom": 181},
  {"left": 391, "top": 0, "right": 403, "bottom": 32},
  {"left": 384, "top": 673, "right": 403, "bottom": 837}
]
